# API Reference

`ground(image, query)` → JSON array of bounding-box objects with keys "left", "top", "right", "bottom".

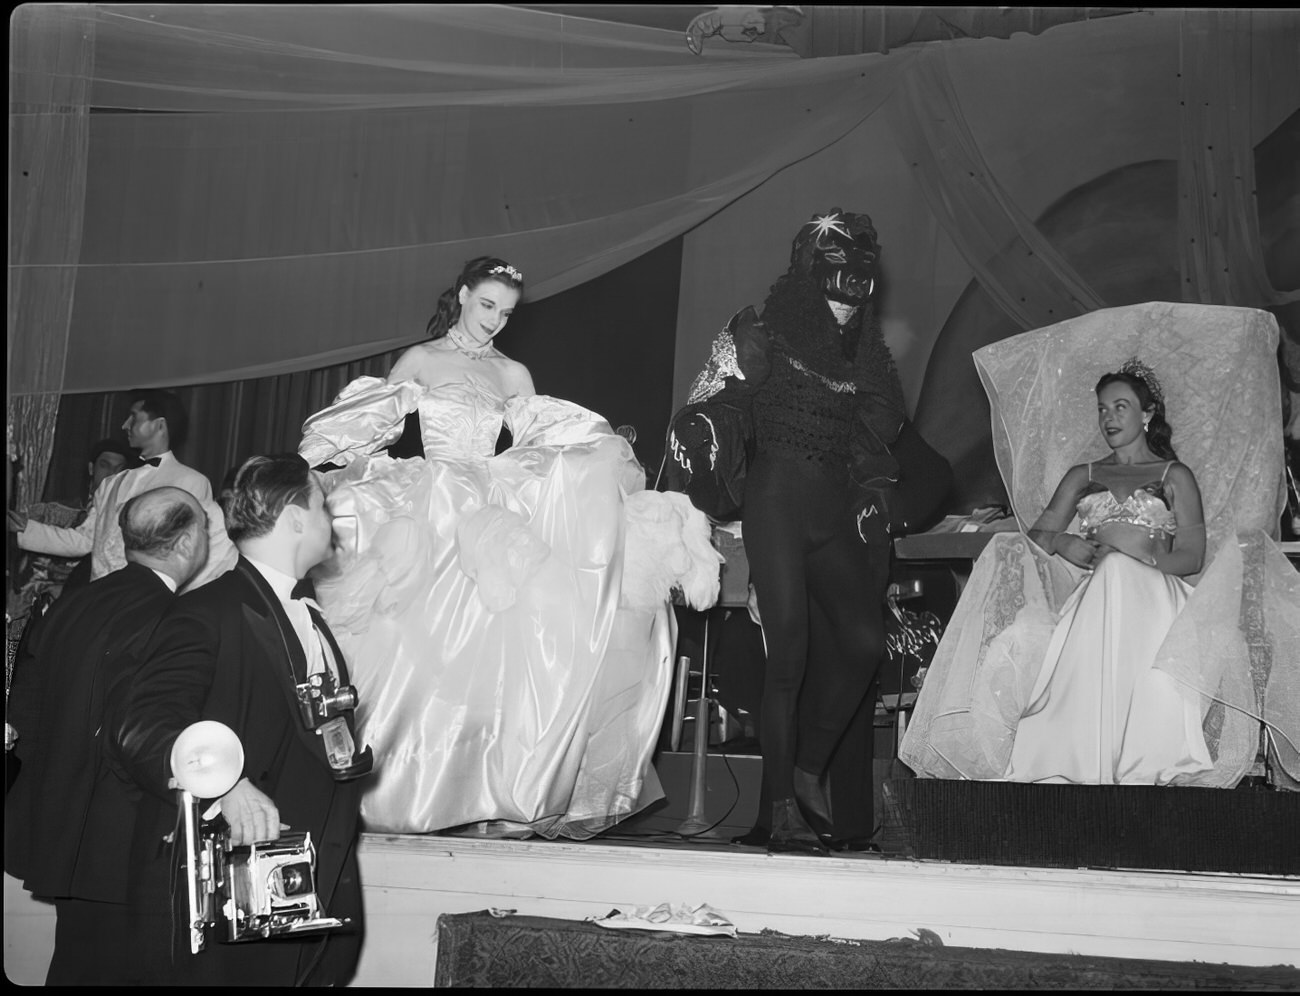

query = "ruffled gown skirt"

[
  {"left": 1006, "top": 552, "right": 1212, "bottom": 785},
  {"left": 315, "top": 431, "right": 672, "bottom": 839}
]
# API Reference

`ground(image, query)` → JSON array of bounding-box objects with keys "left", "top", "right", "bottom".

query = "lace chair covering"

[{"left": 900, "top": 302, "right": 1300, "bottom": 788}]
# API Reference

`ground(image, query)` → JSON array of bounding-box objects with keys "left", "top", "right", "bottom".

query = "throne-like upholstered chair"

[{"left": 900, "top": 302, "right": 1299, "bottom": 789}]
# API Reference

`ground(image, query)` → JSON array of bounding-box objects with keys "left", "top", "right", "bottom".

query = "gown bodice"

[
  {"left": 1077, "top": 462, "right": 1177, "bottom": 537},
  {"left": 415, "top": 380, "right": 506, "bottom": 460},
  {"left": 1077, "top": 486, "right": 1177, "bottom": 537}
]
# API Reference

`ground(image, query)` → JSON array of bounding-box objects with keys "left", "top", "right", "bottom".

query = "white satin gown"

[
  {"left": 1005, "top": 473, "right": 1213, "bottom": 784},
  {"left": 299, "top": 376, "right": 674, "bottom": 839}
]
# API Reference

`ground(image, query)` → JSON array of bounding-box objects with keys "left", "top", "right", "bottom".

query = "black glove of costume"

[{"left": 669, "top": 411, "right": 717, "bottom": 477}]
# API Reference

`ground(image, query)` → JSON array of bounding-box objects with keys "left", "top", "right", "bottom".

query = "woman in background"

[{"left": 1009, "top": 361, "right": 1211, "bottom": 784}]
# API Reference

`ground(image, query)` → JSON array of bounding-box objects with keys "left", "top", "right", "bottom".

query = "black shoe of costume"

[
  {"left": 731, "top": 824, "right": 770, "bottom": 847},
  {"left": 830, "top": 836, "right": 883, "bottom": 854},
  {"left": 792, "top": 766, "right": 834, "bottom": 843},
  {"left": 767, "top": 799, "right": 829, "bottom": 855}
]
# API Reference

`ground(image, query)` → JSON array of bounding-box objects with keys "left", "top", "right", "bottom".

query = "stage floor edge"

[{"left": 6, "top": 834, "right": 1298, "bottom": 987}]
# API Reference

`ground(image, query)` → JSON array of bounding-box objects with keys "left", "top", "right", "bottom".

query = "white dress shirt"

[
  {"left": 243, "top": 557, "right": 336, "bottom": 680},
  {"left": 18, "top": 451, "right": 237, "bottom": 589}
]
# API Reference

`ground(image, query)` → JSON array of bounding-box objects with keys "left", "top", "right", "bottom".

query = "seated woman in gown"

[
  {"left": 1004, "top": 362, "right": 1210, "bottom": 784},
  {"left": 900, "top": 302, "right": 1300, "bottom": 790},
  {"left": 298, "top": 257, "right": 718, "bottom": 839}
]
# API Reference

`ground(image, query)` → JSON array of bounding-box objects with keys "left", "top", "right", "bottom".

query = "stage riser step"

[{"left": 883, "top": 779, "right": 1300, "bottom": 875}]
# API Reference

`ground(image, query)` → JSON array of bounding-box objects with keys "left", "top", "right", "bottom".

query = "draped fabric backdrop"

[
  {"left": 8, "top": 6, "right": 93, "bottom": 509},
  {"left": 7, "top": 6, "right": 1299, "bottom": 508},
  {"left": 674, "top": 9, "right": 1298, "bottom": 413}
]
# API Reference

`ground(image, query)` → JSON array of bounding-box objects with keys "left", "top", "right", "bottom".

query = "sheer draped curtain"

[
  {"left": 8, "top": 6, "right": 94, "bottom": 508},
  {"left": 8, "top": 7, "right": 1299, "bottom": 506},
  {"left": 10, "top": 4, "right": 911, "bottom": 497},
  {"left": 1176, "top": 8, "right": 1299, "bottom": 310},
  {"left": 55, "top": 5, "right": 905, "bottom": 393},
  {"left": 886, "top": 10, "right": 1299, "bottom": 338},
  {"left": 886, "top": 44, "right": 1107, "bottom": 335}
]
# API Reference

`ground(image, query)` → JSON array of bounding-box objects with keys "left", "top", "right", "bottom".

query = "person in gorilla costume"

[{"left": 665, "top": 209, "right": 948, "bottom": 853}]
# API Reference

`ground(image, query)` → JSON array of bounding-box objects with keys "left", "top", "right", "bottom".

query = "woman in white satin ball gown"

[{"left": 298, "top": 257, "right": 675, "bottom": 839}]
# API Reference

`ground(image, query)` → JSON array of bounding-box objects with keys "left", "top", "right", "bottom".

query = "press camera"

[
  {"left": 194, "top": 824, "right": 345, "bottom": 944},
  {"left": 170, "top": 722, "right": 348, "bottom": 953}
]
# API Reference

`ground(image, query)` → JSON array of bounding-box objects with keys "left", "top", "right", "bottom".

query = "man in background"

[
  {"left": 9, "top": 389, "right": 236, "bottom": 589},
  {"left": 11, "top": 437, "right": 135, "bottom": 611}
]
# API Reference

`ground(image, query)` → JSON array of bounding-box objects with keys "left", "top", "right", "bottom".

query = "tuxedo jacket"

[
  {"left": 112, "top": 557, "right": 367, "bottom": 986},
  {"left": 5, "top": 563, "right": 176, "bottom": 903}
]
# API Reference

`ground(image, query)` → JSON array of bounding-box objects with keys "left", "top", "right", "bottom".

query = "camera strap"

[{"left": 299, "top": 601, "right": 373, "bottom": 780}]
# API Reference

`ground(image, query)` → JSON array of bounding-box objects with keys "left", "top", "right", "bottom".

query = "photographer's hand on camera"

[{"left": 220, "top": 777, "right": 283, "bottom": 847}]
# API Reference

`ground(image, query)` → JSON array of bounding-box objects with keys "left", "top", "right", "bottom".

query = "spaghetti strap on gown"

[{"left": 1005, "top": 463, "right": 1211, "bottom": 784}]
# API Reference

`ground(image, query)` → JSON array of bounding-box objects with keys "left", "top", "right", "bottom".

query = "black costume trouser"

[
  {"left": 742, "top": 454, "right": 890, "bottom": 808},
  {"left": 47, "top": 898, "right": 133, "bottom": 985}
]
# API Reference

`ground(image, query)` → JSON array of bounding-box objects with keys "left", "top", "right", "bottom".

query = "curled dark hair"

[
  {"left": 426, "top": 256, "right": 525, "bottom": 340},
  {"left": 1095, "top": 370, "right": 1177, "bottom": 460},
  {"left": 128, "top": 388, "right": 189, "bottom": 450},
  {"left": 119, "top": 489, "right": 202, "bottom": 558},
  {"left": 223, "top": 454, "right": 316, "bottom": 543},
  {"left": 758, "top": 269, "right": 905, "bottom": 415}
]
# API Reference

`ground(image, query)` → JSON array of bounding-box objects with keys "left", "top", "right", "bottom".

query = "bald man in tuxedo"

[{"left": 5, "top": 487, "right": 210, "bottom": 985}]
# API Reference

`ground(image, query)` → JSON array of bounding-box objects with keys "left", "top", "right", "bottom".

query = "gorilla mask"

[{"left": 790, "top": 209, "right": 880, "bottom": 304}]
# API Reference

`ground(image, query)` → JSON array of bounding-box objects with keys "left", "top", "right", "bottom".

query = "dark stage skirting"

[
  {"left": 433, "top": 911, "right": 1300, "bottom": 989},
  {"left": 881, "top": 778, "right": 1300, "bottom": 875}
]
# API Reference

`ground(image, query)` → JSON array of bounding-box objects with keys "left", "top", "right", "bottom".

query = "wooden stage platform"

[{"left": 6, "top": 832, "right": 1298, "bottom": 986}]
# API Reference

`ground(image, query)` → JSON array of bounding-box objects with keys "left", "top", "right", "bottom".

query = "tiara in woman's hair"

[
  {"left": 489, "top": 263, "right": 523, "bottom": 281},
  {"left": 1119, "top": 357, "right": 1165, "bottom": 407}
]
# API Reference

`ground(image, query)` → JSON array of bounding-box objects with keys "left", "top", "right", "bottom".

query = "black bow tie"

[{"left": 141, "top": 456, "right": 163, "bottom": 467}]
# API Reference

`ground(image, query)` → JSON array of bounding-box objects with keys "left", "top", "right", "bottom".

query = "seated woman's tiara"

[
  {"left": 489, "top": 263, "right": 523, "bottom": 282},
  {"left": 1119, "top": 357, "right": 1165, "bottom": 407}
]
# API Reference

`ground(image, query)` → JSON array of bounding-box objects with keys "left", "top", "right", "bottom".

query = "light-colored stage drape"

[
  {"left": 8, "top": 6, "right": 94, "bottom": 508},
  {"left": 7, "top": 6, "right": 1299, "bottom": 502},
  {"left": 25, "top": 4, "right": 914, "bottom": 395},
  {"left": 887, "top": 44, "right": 1108, "bottom": 334},
  {"left": 673, "top": 8, "right": 1299, "bottom": 410},
  {"left": 1176, "top": 9, "right": 1299, "bottom": 309}
]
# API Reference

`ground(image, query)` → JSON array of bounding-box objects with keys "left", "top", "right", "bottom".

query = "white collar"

[
  {"left": 244, "top": 556, "right": 300, "bottom": 603},
  {"left": 148, "top": 567, "right": 178, "bottom": 593}
]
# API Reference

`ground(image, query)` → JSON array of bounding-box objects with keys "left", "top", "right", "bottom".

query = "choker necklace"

[{"left": 447, "top": 324, "right": 491, "bottom": 359}]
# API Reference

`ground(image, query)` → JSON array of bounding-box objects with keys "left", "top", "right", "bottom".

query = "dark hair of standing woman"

[{"left": 425, "top": 257, "right": 526, "bottom": 340}]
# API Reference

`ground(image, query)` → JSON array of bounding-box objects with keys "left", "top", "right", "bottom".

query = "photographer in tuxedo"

[{"left": 112, "top": 454, "right": 372, "bottom": 986}]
